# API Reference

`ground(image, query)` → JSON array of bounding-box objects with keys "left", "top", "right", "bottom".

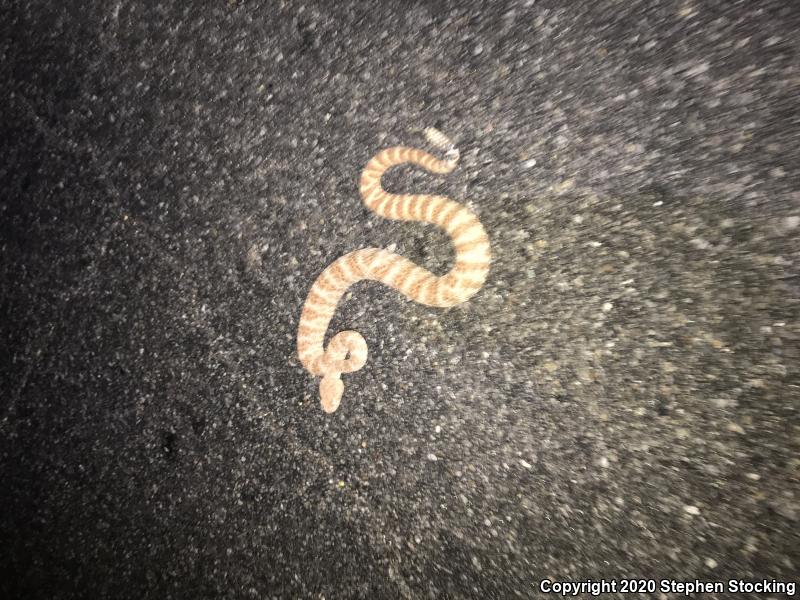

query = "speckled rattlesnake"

[{"left": 296, "top": 128, "right": 492, "bottom": 413}]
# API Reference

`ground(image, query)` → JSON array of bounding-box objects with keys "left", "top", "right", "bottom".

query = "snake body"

[{"left": 296, "top": 128, "right": 491, "bottom": 413}]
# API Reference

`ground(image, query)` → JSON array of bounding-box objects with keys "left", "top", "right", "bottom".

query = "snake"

[{"left": 296, "top": 128, "right": 492, "bottom": 413}]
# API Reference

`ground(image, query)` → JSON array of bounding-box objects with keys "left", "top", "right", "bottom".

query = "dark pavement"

[{"left": 2, "top": 1, "right": 799, "bottom": 598}]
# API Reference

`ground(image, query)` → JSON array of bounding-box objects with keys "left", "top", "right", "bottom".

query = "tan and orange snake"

[{"left": 296, "top": 128, "right": 491, "bottom": 413}]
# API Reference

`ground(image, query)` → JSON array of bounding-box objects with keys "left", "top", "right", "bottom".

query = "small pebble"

[
  {"left": 684, "top": 505, "right": 701, "bottom": 516},
  {"left": 684, "top": 61, "right": 709, "bottom": 77},
  {"left": 727, "top": 422, "right": 745, "bottom": 434},
  {"left": 769, "top": 167, "right": 785, "bottom": 178},
  {"left": 555, "top": 179, "right": 575, "bottom": 193}
]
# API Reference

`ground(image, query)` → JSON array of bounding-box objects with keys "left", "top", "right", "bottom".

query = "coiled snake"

[{"left": 296, "top": 128, "right": 491, "bottom": 412}]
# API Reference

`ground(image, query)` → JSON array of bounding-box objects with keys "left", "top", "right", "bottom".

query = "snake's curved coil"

[{"left": 296, "top": 128, "right": 491, "bottom": 412}]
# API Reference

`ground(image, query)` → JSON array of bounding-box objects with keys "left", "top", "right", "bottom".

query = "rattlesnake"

[{"left": 296, "top": 128, "right": 491, "bottom": 413}]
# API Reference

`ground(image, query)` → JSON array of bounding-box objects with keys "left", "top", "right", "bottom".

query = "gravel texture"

[{"left": 2, "top": 0, "right": 799, "bottom": 598}]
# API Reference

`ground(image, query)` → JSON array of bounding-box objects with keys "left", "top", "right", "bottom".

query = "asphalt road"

[{"left": 2, "top": 1, "right": 799, "bottom": 598}]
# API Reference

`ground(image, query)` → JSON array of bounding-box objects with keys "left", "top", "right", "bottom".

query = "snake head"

[{"left": 319, "top": 374, "right": 344, "bottom": 413}]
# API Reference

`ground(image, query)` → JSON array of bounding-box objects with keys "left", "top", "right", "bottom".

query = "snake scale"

[{"left": 296, "top": 128, "right": 491, "bottom": 413}]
